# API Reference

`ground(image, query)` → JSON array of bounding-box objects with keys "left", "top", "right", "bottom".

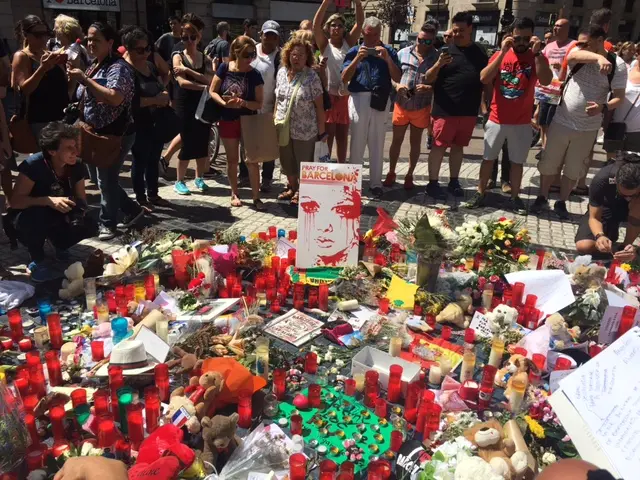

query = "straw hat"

[{"left": 95, "top": 339, "right": 156, "bottom": 377}]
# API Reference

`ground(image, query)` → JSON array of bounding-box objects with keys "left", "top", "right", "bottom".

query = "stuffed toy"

[
  {"left": 171, "top": 370, "right": 225, "bottom": 419},
  {"left": 495, "top": 354, "right": 537, "bottom": 397},
  {"left": 436, "top": 294, "right": 472, "bottom": 328},
  {"left": 627, "top": 285, "right": 640, "bottom": 298},
  {"left": 200, "top": 413, "right": 241, "bottom": 472},
  {"left": 546, "top": 313, "right": 572, "bottom": 350},
  {"left": 572, "top": 264, "right": 607, "bottom": 289},
  {"left": 486, "top": 304, "right": 518, "bottom": 336},
  {"left": 463, "top": 419, "right": 528, "bottom": 480},
  {"left": 455, "top": 455, "right": 504, "bottom": 480},
  {"left": 58, "top": 262, "right": 84, "bottom": 300},
  {"left": 167, "top": 346, "right": 204, "bottom": 375},
  {"left": 165, "top": 395, "right": 201, "bottom": 434}
]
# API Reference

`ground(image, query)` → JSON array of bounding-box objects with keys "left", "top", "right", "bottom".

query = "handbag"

[
  {"left": 240, "top": 113, "right": 279, "bottom": 164},
  {"left": 78, "top": 121, "right": 123, "bottom": 169},
  {"left": 152, "top": 106, "right": 180, "bottom": 143},
  {"left": 603, "top": 92, "right": 640, "bottom": 153},
  {"left": 9, "top": 92, "right": 38, "bottom": 154},
  {"left": 274, "top": 70, "right": 307, "bottom": 147},
  {"left": 195, "top": 87, "right": 222, "bottom": 125}
]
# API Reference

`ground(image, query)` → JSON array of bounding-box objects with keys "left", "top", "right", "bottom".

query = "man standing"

[
  {"left": 384, "top": 23, "right": 439, "bottom": 190},
  {"left": 532, "top": 25, "right": 627, "bottom": 219},
  {"left": 342, "top": 16, "right": 401, "bottom": 198},
  {"left": 155, "top": 16, "right": 182, "bottom": 62},
  {"left": 424, "top": 11, "right": 488, "bottom": 200},
  {"left": 243, "top": 19, "right": 259, "bottom": 42},
  {"left": 248, "top": 20, "right": 281, "bottom": 192},
  {"left": 535, "top": 18, "right": 575, "bottom": 160},
  {"left": 205, "top": 22, "right": 231, "bottom": 70},
  {"left": 466, "top": 17, "right": 552, "bottom": 214}
]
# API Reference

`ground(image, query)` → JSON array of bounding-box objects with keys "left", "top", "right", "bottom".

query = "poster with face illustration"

[{"left": 297, "top": 163, "right": 362, "bottom": 269}]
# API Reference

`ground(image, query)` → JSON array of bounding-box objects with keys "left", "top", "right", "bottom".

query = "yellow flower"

[
  {"left": 502, "top": 249, "right": 508, "bottom": 254},
  {"left": 498, "top": 219, "right": 513, "bottom": 227},
  {"left": 364, "top": 230, "right": 374, "bottom": 241},
  {"left": 493, "top": 229, "right": 506, "bottom": 240},
  {"left": 525, "top": 416, "right": 546, "bottom": 439},
  {"left": 518, "top": 254, "right": 530, "bottom": 264},
  {"left": 621, "top": 263, "right": 632, "bottom": 272},
  {"left": 517, "top": 228, "right": 528, "bottom": 236}
]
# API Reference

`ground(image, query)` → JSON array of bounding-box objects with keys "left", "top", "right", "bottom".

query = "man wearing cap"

[{"left": 245, "top": 20, "right": 281, "bottom": 192}]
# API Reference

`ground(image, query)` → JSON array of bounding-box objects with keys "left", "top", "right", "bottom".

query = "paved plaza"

[{"left": 0, "top": 121, "right": 610, "bottom": 279}]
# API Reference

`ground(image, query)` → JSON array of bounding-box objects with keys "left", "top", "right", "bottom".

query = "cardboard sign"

[
  {"left": 264, "top": 309, "right": 324, "bottom": 346},
  {"left": 599, "top": 286, "right": 640, "bottom": 344},
  {"left": 469, "top": 311, "right": 492, "bottom": 338},
  {"left": 296, "top": 163, "right": 362, "bottom": 268}
]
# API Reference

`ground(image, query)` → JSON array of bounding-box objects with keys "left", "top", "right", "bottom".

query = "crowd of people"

[{"left": 0, "top": 5, "right": 640, "bottom": 282}]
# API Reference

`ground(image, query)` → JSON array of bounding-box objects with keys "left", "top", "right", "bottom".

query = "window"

[
  {"left": 573, "top": 0, "right": 583, "bottom": 6},
  {"left": 625, "top": 0, "right": 635, "bottom": 13}
]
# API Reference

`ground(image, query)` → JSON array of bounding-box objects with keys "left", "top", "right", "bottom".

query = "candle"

[
  {"left": 618, "top": 306, "right": 637, "bottom": 338},
  {"left": 428, "top": 364, "right": 442, "bottom": 385},
  {"left": 19, "top": 338, "right": 32, "bottom": 352},
  {"left": 375, "top": 398, "right": 387, "bottom": 418},
  {"left": 117, "top": 387, "right": 134, "bottom": 434},
  {"left": 304, "top": 352, "right": 318, "bottom": 374},
  {"left": 0, "top": 336, "right": 12, "bottom": 350},
  {"left": 290, "top": 414, "right": 302, "bottom": 435},
  {"left": 127, "top": 403, "right": 145, "bottom": 450},
  {"left": 387, "top": 364, "right": 403, "bottom": 403},
  {"left": 378, "top": 297, "right": 390, "bottom": 314},
  {"left": 34, "top": 327, "right": 49, "bottom": 349},
  {"left": 96, "top": 300, "right": 109, "bottom": 324},
  {"left": 459, "top": 348, "right": 476, "bottom": 384},
  {"left": 237, "top": 391, "right": 252, "bottom": 428},
  {"left": 425, "top": 402, "right": 442, "bottom": 436},
  {"left": 344, "top": 379, "right": 356, "bottom": 396},
  {"left": 14, "top": 376, "right": 29, "bottom": 398},
  {"left": 530, "top": 353, "right": 546, "bottom": 384},
  {"left": 441, "top": 326, "right": 452, "bottom": 341},
  {"left": 488, "top": 337, "right": 505, "bottom": 368},
  {"left": 8, "top": 310, "right": 23, "bottom": 342},
  {"left": 24, "top": 394, "right": 39, "bottom": 414},
  {"left": 289, "top": 453, "right": 307, "bottom": 480},
  {"left": 308, "top": 384, "right": 322, "bottom": 408},
  {"left": 45, "top": 351, "right": 63, "bottom": 387},
  {"left": 93, "top": 388, "right": 110, "bottom": 417},
  {"left": 318, "top": 283, "right": 329, "bottom": 311},
  {"left": 273, "top": 368, "right": 286, "bottom": 400},
  {"left": 98, "top": 419, "right": 118, "bottom": 450},
  {"left": 50, "top": 406, "right": 66, "bottom": 441},
  {"left": 144, "top": 386, "right": 160, "bottom": 434},
  {"left": 439, "top": 357, "right": 452, "bottom": 377},
  {"left": 353, "top": 373, "right": 365, "bottom": 392},
  {"left": 115, "top": 439, "right": 131, "bottom": 463},
  {"left": 554, "top": 357, "right": 572, "bottom": 371},
  {"left": 512, "top": 282, "right": 525, "bottom": 307},
  {"left": 478, "top": 365, "right": 497, "bottom": 410},
  {"left": 390, "top": 430, "right": 403, "bottom": 452},
  {"left": 509, "top": 377, "right": 526, "bottom": 413},
  {"left": 482, "top": 284, "right": 494, "bottom": 309},
  {"left": 71, "top": 389, "right": 87, "bottom": 408},
  {"left": 154, "top": 364, "right": 170, "bottom": 402},
  {"left": 47, "top": 313, "right": 63, "bottom": 350},
  {"left": 255, "top": 337, "right": 269, "bottom": 381},
  {"left": 125, "top": 284, "right": 136, "bottom": 302},
  {"left": 25, "top": 413, "right": 39, "bottom": 445},
  {"left": 91, "top": 341, "right": 105, "bottom": 362},
  {"left": 388, "top": 337, "right": 402, "bottom": 357},
  {"left": 319, "top": 460, "right": 338, "bottom": 480}
]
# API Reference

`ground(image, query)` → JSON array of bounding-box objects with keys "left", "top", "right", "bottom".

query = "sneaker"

[
  {"left": 447, "top": 179, "right": 464, "bottom": 197},
  {"left": 426, "top": 181, "right": 447, "bottom": 200},
  {"left": 404, "top": 174, "right": 415, "bottom": 190},
  {"left": 383, "top": 172, "right": 396, "bottom": 187},
  {"left": 139, "top": 199, "right": 154, "bottom": 212},
  {"left": 117, "top": 208, "right": 144, "bottom": 229},
  {"left": 29, "top": 261, "right": 56, "bottom": 283},
  {"left": 596, "top": 134, "right": 604, "bottom": 145},
  {"left": 174, "top": 181, "right": 191, "bottom": 195},
  {"left": 486, "top": 179, "right": 496, "bottom": 190},
  {"left": 426, "top": 135, "right": 433, "bottom": 150},
  {"left": 501, "top": 182, "right": 512, "bottom": 194},
  {"left": 149, "top": 196, "right": 171, "bottom": 207},
  {"left": 370, "top": 187, "right": 384, "bottom": 198},
  {"left": 260, "top": 179, "right": 272, "bottom": 193},
  {"left": 553, "top": 200, "right": 570, "bottom": 220},
  {"left": 535, "top": 150, "right": 543, "bottom": 160},
  {"left": 194, "top": 177, "right": 209, "bottom": 192},
  {"left": 98, "top": 226, "right": 117, "bottom": 241},
  {"left": 463, "top": 192, "right": 486, "bottom": 209},
  {"left": 511, "top": 196, "right": 527, "bottom": 215},
  {"left": 530, "top": 195, "right": 549, "bottom": 214},
  {"left": 159, "top": 156, "right": 170, "bottom": 179}
]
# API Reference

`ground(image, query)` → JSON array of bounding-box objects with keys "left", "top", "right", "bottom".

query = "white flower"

[
  {"left": 324, "top": 353, "right": 333, "bottom": 362},
  {"left": 335, "top": 359, "right": 345, "bottom": 368},
  {"left": 330, "top": 367, "right": 338, "bottom": 374},
  {"left": 310, "top": 345, "right": 318, "bottom": 352},
  {"left": 541, "top": 452, "right": 557, "bottom": 465}
]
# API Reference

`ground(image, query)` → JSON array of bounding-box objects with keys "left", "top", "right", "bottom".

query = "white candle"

[
  {"left": 389, "top": 337, "right": 402, "bottom": 357},
  {"left": 428, "top": 364, "right": 442, "bottom": 385},
  {"left": 439, "top": 357, "right": 452, "bottom": 377}
]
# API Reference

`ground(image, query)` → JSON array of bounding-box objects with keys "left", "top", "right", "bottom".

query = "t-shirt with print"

[
  {"left": 274, "top": 67, "right": 323, "bottom": 141},
  {"left": 554, "top": 54, "right": 628, "bottom": 132},
  {"left": 432, "top": 42, "right": 488, "bottom": 117},
  {"left": 17, "top": 152, "right": 85, "bottom": 201},
  {"left": 589, "top": 161, "right": 628, "bottom": 223},
  {"left": 251, "top": 44, "right": 279, "bottom": 114},
  {"left": 489, "top": 49, "right": 542, "bottom": 125},
  {"left": 216, "top": 63, "right": 264, "bottom": 121},
  {"left": 342, "top": 44, "right": 400, "bottom": 93},
  {"left": 535, "top": 39, "right": 576, "bottom": 104}
]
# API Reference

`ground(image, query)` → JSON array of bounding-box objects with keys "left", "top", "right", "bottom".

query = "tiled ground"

[{"left": 0, "top": 121, "right": 609, "bottom": 279}]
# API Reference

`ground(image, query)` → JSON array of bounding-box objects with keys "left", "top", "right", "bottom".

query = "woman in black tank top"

[{"left": 11, "top": 16, "right": 69, "bottom": 143}]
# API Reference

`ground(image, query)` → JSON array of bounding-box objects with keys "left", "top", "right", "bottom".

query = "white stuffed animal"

[
  {"left": 486, "top": 304, "right": 518, "bottom": 335},
  {"left": 455, "top": 455, "right": 504, "bottom": 480},
  {"left": 59, "top": 262, "right": 85, "bottom": 299}
]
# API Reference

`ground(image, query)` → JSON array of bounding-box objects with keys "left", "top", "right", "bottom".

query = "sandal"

[
  {"left": 252, "top": 199, "right": 266, "bottom": 211},
  {"left": 291, "top": 192, "right": 299, "bottom": 206},
  {"left": 278, "top": 189, "right": 295, "bottom": 200},
  {"left": 230, "top": 195, "right": 242, "bottom": 207}
]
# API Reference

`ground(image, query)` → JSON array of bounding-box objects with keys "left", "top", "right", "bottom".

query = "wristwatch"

[
  {"left": 534, "top": 51, "right": 542, "bottom": 57},
  {"left": 595, "top": 232, "right": 606, "bottom": 240}
]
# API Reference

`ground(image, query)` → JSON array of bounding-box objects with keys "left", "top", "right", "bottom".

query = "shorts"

[
  {"left": 539, "top": 122, "right": 598, "bottom": 181},
  {"left": 279, "top": 138, "right": 315, "bottom": 177},
  {"left": 538, "top": 102, "right": 558, "bottom": 127},
  {"left": 392, "top": 104, "right": 431, "bottom": 129},
  {"left": 432, "top": 116, "right": 477, "bottom": 148},
  {"left": 219, "top": 119, "right": 241, "bottom": 139},
  {"left": 575, "top": 211, "right": 621, "bottom": 244},
  {"left": 326, "top": 95, "right": 350, "bottom": 125},
  {"left": 483, "top": 121, "right": 532, "bottom": 164}
]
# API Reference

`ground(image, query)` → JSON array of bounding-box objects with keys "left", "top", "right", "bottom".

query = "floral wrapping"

[{"left": 0, "top": 382, "right": 30, "bottom": 473}]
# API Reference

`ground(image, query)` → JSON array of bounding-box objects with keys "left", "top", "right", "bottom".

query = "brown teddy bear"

[
  {"left": 171, "top": 370, "right": 225, "bottom": 419},
  {"left": 494, "top": 354, "right": 538, "bottom": 397},
  {"left": 200, "top": 413, "right": 241, "bottom": 472},
  {"left": 464, "top": 419, "right": 528, "bottom": 480}
]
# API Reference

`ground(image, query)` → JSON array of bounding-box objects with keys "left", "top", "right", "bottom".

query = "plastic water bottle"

[{"left": 66, "top": 38, "right": 83, "bottom": 62}]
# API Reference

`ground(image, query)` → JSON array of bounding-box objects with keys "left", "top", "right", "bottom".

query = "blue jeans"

[
  {"left": 97, "top": 133, "right": 138, "bottom": 228},
  {"left": 131, "top": 128, "right": 162, "bottom": 202}
]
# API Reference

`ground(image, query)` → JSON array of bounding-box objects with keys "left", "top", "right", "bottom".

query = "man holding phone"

[
  {"left": 423, "top": 11, "right": 488, "bottom": 200},
  {"left": 384, "top": 23, "right": 438, "bottom": 190}
]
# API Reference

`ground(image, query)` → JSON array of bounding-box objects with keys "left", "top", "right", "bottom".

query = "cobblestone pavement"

[{"left": 0, "top": 121, "right": 610, "bottom": 278}]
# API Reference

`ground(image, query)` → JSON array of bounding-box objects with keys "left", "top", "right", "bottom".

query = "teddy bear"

[
  {"left": 164, "top": 395, "right": 202, "bottom": 435},
  {"left": 486, "top": 304, "right": 518, "bottom": 336},
  {"left": 436, "top": 294, "right": 473, "bottom": 329},
  {"left": 494, "top": 354, "right": 537, "bottom": 397},
  {"left": 546, "top": 313, "right": 573, "bottom": 350},
  {"left": 200, "top": 413, "right": 241, "bottom": 472},
  {"left": 572, "top": 264, "right": 607, "bottom": 289},
  {"left": 171, "top": 370, "right": 225, "bottom": 419},
  {"left": 455, "top": 455, "right": 505, "bottom": 480},
  {"left": 59, "top": 262, "right": 85, "bottom": 300},
  {"left": 167, "top": 346, "right": 204, "bottom": 375},
  {"left": 463, "top": 419, "right": 528, "bottom": 480}
]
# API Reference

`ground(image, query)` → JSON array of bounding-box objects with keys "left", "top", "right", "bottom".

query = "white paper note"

[
  {"left": 469, "top": 311, "right": 492, "bottom": 338},
  {"left": 136, "top": 325, "right": 170, "bottom": 363},
  {"left": 599, "top": 287, "right": 640, "bottom": 344},
  {"left": 505, "top": 270, "right": 575, "bottom": 317}
]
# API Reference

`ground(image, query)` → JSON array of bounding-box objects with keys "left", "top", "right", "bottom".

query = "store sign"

[
  {"left": 471, "top": 11, "right": 500, "bottom": 25},
  {"left": 43, "top": 0, "right": 121, "bottom": 12},
  {"left": 535, "top": 12, "right": 555, "bottom": 26}
]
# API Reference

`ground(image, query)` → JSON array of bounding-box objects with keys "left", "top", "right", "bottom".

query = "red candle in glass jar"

[
  {"left": 308, "top": 384, "right": 322, "bottom": 408},
  {"left": 340, "top": 462, "right": 355, "bottom": 478},
  {"left": 536, "top": 249, "right": 545, "bottom": 270},
  {"left": 288, "top": 247, "right": 296, "bottom": 265},
  {"left": 93, "top": 388, "right": 110, "bottom": 417},
  {"left": 290, "top": 414, "right": 303, "bottom": 435},
  {"left": 441, "top": 325, "right": 452, "bottom": 341},
  {"left": 25, "top": 413, "right": 39, "bottom": 445},
  {"left": 154, "top": 364, "right": 170, "bottom": 402},
  {"left": 105, "top": 291, "right": 117, "bottom": 313},
  {"left": 289, "top": 453, "right": 307, "bottom": 480},
  {"left": 49, "top": 406, "right": 66, "bottom": 441},
  {"left": 344, "top": 378, "right": 356, "bottom": 396},
  {"left": 618, "top": 306, "right": 637, "bottom": 338},
  {"left": 425, "top": 402, "right": 442, "bottom": 435},
  {"left": 19, "top": 337, "right": 33, "bottom": 352},
  {"left": 478, "top": 365, "right": 497, "bottom": 410},
  {"left": 71, "top": 389, "right": 87, "bottom": 408},
  {"left": 415, "top": 401, "right": 430, "bottom": 434},
  {"left": 31, "top": 370, "right": 46, "bottom": 398},
  {"left": 318, "top": 283, "right": 329, "bottom": 311},
  {"left": 109, "top": 366, "right": 124, "bottom": 396},
  {"left": 14, "top": 376, "right": 29, "bottom": 398},
  {"left": 91, "top": 341, "right": 105, "bottom": 362},
  {"left": 426, "top": 314, "right": 436, "bottom": 328},
  {"left": 364, "top": 386, "right": 378, "bottom": 408},
  {"left": 125, "top": 284, "right": 135, "bottom": 302},
  {"left": 26, "top": 447, "right": 45, "bottom": 472},
  {"left": 144, "top": 386, "right": 160, "bottom": 434},
  {"left": 0, "top": 336, "right": 13, "bottom": 350},
  {"left": 27, "top": 352, "right": 43, "bottom": 375},
  {"left": 8, "top": 309, "right": 23, "bottom": 342},
  {"left": 403, "top": 382, "right": 420, "bottom": 423},
  {"left": 127, "top": 403, "right": 145, "bottom": 450},
  {"left": 98, "top": 419, "right": 118, "bottom": 450},
  {"left": 413, "top": 303, "right": 423, "bottom": 316},
  {"left": 375, "top": 398, "right": 387, "bottom": 418},
  {"left": 47, "top": 313, "right": 63, "bottom": 350},
  {"left": 378, "top": 297, "right": 390, "bottom": 314},
  {"left": 554, "top": 357, "right": 572, "bottom": 371},
  {"left": 308, "top": 288, "right": 319, "bottom": 309},
  {"left": 319, "top": 460, "right": 338, "bottom": 480},
  {"left": 304, "top": 352, "right": 318, "bottom": 374},
  {"left": 387, "top": 364, "right": 403, "bottom": 403},
  {"left": 390, "top": 430, "right": 404, "bottom": 452},
  {"left": 23, "top": 394, "right": 39, "bottom": 414},
  {"left": 365, "top": 370, "right": 379, "bottom": 387},
  {"left": 115, "top": 439, "right": 131, "bottom": 462},
  {"left": 237, "top": 390, "right": 252, "bottom": 428},
  {"left": 288, "top": 230, "right": 297, "bottom": 241},
  {"left": 272, "top": 368, "right": 286, "bottom": 400},
  {"left": 271, "top": 256, "right": 280, "bottom": 272},
  {"left": 294, "top": 298, "right": 304, "bottom": 311}
]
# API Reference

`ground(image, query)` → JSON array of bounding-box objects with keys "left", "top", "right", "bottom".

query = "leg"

[
  {"left": 505, "top": 124, "right": 531, "bottom": 199},
  {"left": 408, "top": 124, "right": 425, "bottom": 176},
  {"left": 130, "top": 134, "right": 149, "bottom": 203},
  {"left": 1, "top": 169, "right": 13, "bottom": 209},
  {"left": 368, "top": 107, "right": 387, "bottom": 190},
  {"left": 177, "top": 160, "right": 189, "bottom": 182},
  {"left": 146, "top": 137, "right": 163, "bottom": 199},
  {"left": 490, "top": 159, "right": 499, "bottom": 184},
  {"left": 261, "top": 159, "right": 275, "bottom": 187},
  {"left": 448, "top": 145, "right": 464, "bottom": 179},
  {"left": 560, "top": 130, "right": 599, "bottom": 202},
  {"left": 348, "top": 93, "right": 370, "bottom": 166},
  {"left": 222, "top": 137, "right": 241, "bottom": 199},
  {"left": 195, "top": 156, "right": 208, "bottom": 179},
  {"left": 449, "top": 116, "right": 476, "bottom": 182},
  {"left": 325, "top": 122, "right": 337, "bottom": 159},
  {"left": 247, "top": 162, "right": 261, "bottom": 201},
  {"left": 501, "top": 143, "right": 511, "bottom": 184},
  {"left": 114, "top": 134, "right": 140, "bottom": 218},
  {"left": 509, "top": 163, "right": 523, "bottom": 198},
  {"left": 14, "top": 207, "right": 52, "bottom": 262},
  {"left": 427, "top": 146, "right": 447, "bottom": 181},
  {"left": 537, "top": 123, "right": 571, "bottom": 199},
  {"left": 427, "top": 117, "right": 453, "bottom": 182},
  {"left": 575, "top": 212, "right": 600, "bottom": 254},
  {"left": 335, "top": 123, "right": 349, "bottom": 164},
  {"left": 163, "top": 133, "right": 182, "bottom": 161},
  {"left": 477, "top": 160, "right": 495, "bottom": 194},
  {"left": 388, "top": 123, "right": 409, "bottom": 176},
  {"left": 481, "top": 121, "right": 507, "bottom": 194}
]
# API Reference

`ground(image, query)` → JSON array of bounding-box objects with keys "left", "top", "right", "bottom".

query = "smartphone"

[
  {"left": 441, "top": 46, "right": 449, "bottom": 55},
  {"left": 366, "top": 47, "right": 378, "bottom": 56}
]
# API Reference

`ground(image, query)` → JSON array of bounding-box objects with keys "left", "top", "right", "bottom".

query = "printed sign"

[
  {"left": 264, "top": 309, "right": 324, "bottom": 346},
  {"left": 43, "top": 0, "right": 121, "bottom": 11},
  {"left": 296, "top": 163, "right": 362, "bottom": 269}
]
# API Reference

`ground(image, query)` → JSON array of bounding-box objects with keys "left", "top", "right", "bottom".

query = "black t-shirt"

[
  {"left": 132, "top": 62, "right": 164, "bottom": 130},
  {"left": 589, "top": 162, "right": 629, "bottom": 223},
  {"left": 432, "top": 43, "right": 488, "bottom": 117},
  {"left": 215, "top": 63, "right": 264, "bottom": 121},
  {"left": 18, "top": 152, "right": 85, "bottom": 200},
  {"left": 205, "top": 37, "right": 230, "bottom": 62},
  {"left": 155, "top": 33, "right": 181, "bottom": 62}
]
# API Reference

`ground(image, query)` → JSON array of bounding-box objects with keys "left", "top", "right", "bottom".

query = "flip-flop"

[
  {"left": 291, "top": 192, "right": 299, "bottom": 206},
  {"left": 278, "top": 189, "right": 295, "bottom": 200},
  {"left": 230, "top": 195, "right": 242, "bottom": 207}
]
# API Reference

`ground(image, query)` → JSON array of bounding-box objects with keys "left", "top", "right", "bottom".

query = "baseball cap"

[{"left": 261, "top": 20, "right": 280, "bottom": 36}]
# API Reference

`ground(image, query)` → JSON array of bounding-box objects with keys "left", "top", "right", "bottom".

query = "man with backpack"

[
  {"left": 532, "top": 25, "right": 627, "bottom": 219},
  {"left": 205, "top": 22, "right": 231, "bottom": 71}
]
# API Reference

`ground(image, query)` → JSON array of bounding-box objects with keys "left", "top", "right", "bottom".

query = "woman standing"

[
  {"left": 612, "top": 58, "right": 640, "bottom": 153},
  {"left": 172, "top": 13, "right": 211, "bottom": 196},
  {"left": 209, "top": 36, "right": 265, "bottom": 210},
  {"left": 123, "top": 27, "right": 171, "bottom": 211},
  {"left": 68, "top": 22, "right": 143, "bottom": 241},
  {"left": 12, "top": 15, "right": 69, "bottom": 141},
  {"left": 619, "top": 42, "right": 637, "bottom": 72},
  {"left": 312, "top": 0, "right": 363, "bottom": 163},
  {"left": 274, "top": 37, "right": 326, "bottom": 205}
]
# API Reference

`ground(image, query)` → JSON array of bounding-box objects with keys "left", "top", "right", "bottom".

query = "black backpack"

[{"left": 560, "top": 51, "right": 618, "bottom": 106}]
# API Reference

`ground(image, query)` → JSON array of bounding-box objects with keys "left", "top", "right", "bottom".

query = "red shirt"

[{"left": 489, "top": 49, "right": 541, "bottom": 125}]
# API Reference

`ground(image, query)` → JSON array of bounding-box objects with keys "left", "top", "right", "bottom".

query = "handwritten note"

[
  {"left": 505, "top": 270, "right": 575, "bottom": 317},
  {"left": 557, "top": 327, "right": 640, "bottom": 479},
  {"left": 469, "top": 311, "right": 492, "bottom": 338},
  {"left": 599, "top": 287, "right": 640, "bottom": 344}
]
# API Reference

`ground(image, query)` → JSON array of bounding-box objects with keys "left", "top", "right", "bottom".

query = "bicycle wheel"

[{"left": 209, "top": 124, "right": 221, "bottom": 166}]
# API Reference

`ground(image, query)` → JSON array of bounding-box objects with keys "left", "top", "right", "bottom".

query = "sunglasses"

[
  {"left": 181, "top": 34, "right": 197, "bottom": 42},
  {"left": 132, "top": 45, "right": 152, "bottom": 55},
  {"left": 513, "top": 36, "right": 531, "bottom": 44},
  {"left": 417, "top": 38, "right": 433, "bottom": 45},
  {"left": 443, "top": 34, "right": 451, "bottom": 38},
  {"left": 29, "top": 30, "right": 50, "bottom": 38},
  {"left": 330, "top": 23, "right": 345, "bottom": 29}
]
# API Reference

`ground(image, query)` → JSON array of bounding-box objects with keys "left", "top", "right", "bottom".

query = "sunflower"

[{"left": 525, "top": 415, "right": 546, "bottom": 439}]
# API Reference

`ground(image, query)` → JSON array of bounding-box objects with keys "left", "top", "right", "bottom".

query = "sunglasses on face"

[
  {"left": 181, "top": 34, "right": 197, "bottom": 42},
  {"left": 330, "top": 23, "right": 345, "bottom": 29},
  {"left": 443, "top": 34, "right": 451, "bottom": 38},
  {"left": 241, "top": 50, "right": 257, "bottom": 59},
  {"left": 513, "top": 36, "right": 531, "bottom": 44},
  {"left": 132, "top": 45, "right": 152, "bottom": 55},
  {"left": 417, "top": 38, "right": 433, "bottom": 45}
]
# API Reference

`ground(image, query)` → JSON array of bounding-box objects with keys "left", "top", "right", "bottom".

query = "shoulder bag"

[
  {"left": 603, "top": 91, "right": 640, "bottom": 153},
  {"left": 274, "top": 70, "right": 307, "bottom": 147},
  {"left": 195, "top": 57, "right": 224, "bottom": 125},
  {"left": 9, "top": 52, "right": 39, "bottom": 154}
]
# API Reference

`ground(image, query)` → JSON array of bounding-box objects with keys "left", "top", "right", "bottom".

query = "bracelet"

[{"left": 595, "top": 232, "right": 606, "bottom": 240}]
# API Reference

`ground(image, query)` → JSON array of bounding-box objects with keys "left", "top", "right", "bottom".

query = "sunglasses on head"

[
  {"left": 132, "top": 45, "right": 152, "bottom": 55},
  {"left": 513, "top": 36, "right": 531, "bottom": 44},
  {"left": 181, "top": 34, "right": 197, "bottom": 42},
  {"left": 417, "top": 38, "right": 433, "bottom": 45}
]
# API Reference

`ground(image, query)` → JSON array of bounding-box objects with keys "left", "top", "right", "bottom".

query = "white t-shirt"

[
  {"left": 554, "top": 54, "right": 628, "bottom": 131},
  {"left": 251, "top": 43, "right": 279, "bottom": 114},
  {"left": 613, "top": 78, "right": 640, "bottom": 132},
  {"left": 323, "top": 40, "right": 349, "bottom": 95}
]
